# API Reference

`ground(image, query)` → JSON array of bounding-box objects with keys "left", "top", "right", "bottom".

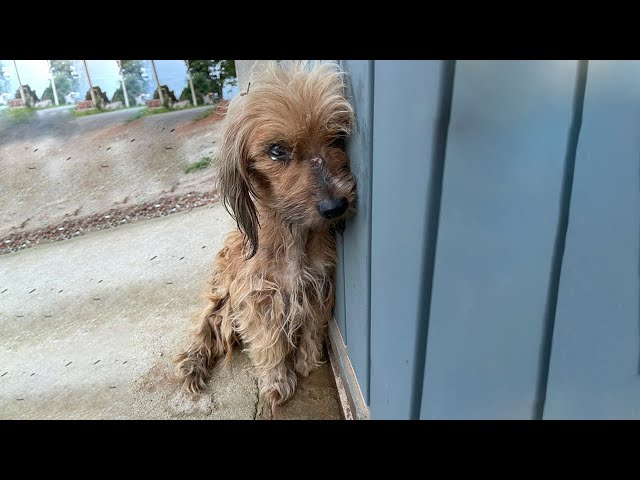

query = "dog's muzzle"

[{"left": 317, "top": 197, "right": 348, "bottom": 219}]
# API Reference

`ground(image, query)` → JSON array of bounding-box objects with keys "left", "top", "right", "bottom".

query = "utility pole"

[
  {"left": 117, "top": 60, "right": 130, "bottom": 108},
  {"left": 151, "top": 60, "right": 165, "bottom": 106},
  {"left": 48, "top": 60, "right": 59, "bottom": 106},
  {"left": 12, "top": 60, "right": 26, "bottom": 105},
  {"left": 186, "top": 60, "right": 197, "bottom": 106},
  {"left": 83, "top": 60, "right": 97, "bottom": 107}
]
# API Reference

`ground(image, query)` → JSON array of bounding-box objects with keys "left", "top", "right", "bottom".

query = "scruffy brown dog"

[{"left": 174, "top": 61, "right": 356, "bottom": 410}]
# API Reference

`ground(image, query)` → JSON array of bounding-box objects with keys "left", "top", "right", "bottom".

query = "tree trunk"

[{"left": 214, "top": 83, "right": 223, "bottom": 100}]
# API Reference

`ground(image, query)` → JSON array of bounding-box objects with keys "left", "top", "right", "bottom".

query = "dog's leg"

[
  {"left": 243, "top": 330, "right": 298, "bottom": 410},
  {"left": 174, "top": 247, "right": 235, "bottom": 393},
  {"left": 239, "top": 290, "right": 298, "bottom": 410},
  {"left": 294, "top": 283, "right": 332, "bottom": 376},
  {"left": 294, "top": 322, "right": 326, "bottom": 377},
  {"left": 174, "top": 297, "right": 230, "bottom": 393}
]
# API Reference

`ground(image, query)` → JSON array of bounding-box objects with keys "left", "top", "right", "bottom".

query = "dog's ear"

[{"left": 217, "top": 105, "right": 260, "bottom": 259}]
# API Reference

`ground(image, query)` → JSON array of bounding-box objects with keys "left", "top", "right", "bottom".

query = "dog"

[{"left": 174, "top": 60, "right": 357, "bottom": 410}]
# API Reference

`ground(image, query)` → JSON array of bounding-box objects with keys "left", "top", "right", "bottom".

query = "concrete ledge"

[{"left": 327, "top": 318, "right": 370, "bottom": 420}]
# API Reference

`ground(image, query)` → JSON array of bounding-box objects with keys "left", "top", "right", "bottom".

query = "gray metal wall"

[{"left": 334, "top": 60, "right": 640, "bottom": 419}]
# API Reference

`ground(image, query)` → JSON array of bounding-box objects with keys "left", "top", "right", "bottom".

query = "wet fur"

[{"left": 174, "top": 61, "right": 356, "bottom": 410}]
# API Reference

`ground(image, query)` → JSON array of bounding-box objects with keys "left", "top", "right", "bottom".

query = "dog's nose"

[{"left": 317, "top": 197, "right": 348, "bottom": 219}]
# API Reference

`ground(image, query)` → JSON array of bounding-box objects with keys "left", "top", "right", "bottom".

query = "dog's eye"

[
  {"left": 330, "top": 136, "right": 346, "bottom": 150},
  {"left": 268, "top": 144, "right": 291, "bottom": 161}
]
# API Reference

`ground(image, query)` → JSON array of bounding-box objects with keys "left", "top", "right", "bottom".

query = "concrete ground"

[{"left": 0, "top": 204, "right": 342, "bottom": 420}]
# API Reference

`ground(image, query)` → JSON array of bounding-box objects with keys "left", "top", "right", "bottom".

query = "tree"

[
  {"left": 47, "top": 60, "right": 81, "bottom": 104},
  {"left": 41, "top": 85, "right": 55, "bottom": 103},
  {"left": 179, "top": 87, "right": 191, "bottom": 102},
  {"left": 85, "top": 86, "right": 109, "bottom": 108},
  {"left": 41, "top": 74, "right": 72, "bottom": 104},
  {"left": 111, "top": 87, "right": 126, "bottom": 104},
  {"left": 118, "top": 60, "right": 151, "bottom": 105},
  {"left": 50, "top": 61, "right": 79, "bottom": 79},
  {"left": 214, "top": 59, "right": 237, "bottom": 90},
  {"left": 179, "top": 64, "right": 213, "bottom": 104},
  {"left": 152, "top": 85, "right": 177, "bottom": 106},
  {"left": 185, "top": 60, "right": 237, "bottom": 101},
  {"left": 14, "top": 84, "right": 38, "bottom": 106},
  {"left": 0, "top": 62, "right": 11, "bottom": 94}
]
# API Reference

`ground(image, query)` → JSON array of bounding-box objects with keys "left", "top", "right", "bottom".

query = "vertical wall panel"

[
  {"left": 334, "top": 234, "right": 347, "bottom": 342},
  {"left": 338, "top": 60, "right": 374, "bottom": 403},
  {"left": 369, "top": 61, "right": 448, "bottom": 419},
  {"left": 544, "top": 61, "right": 640, "bottom": 419},
  {"left": 421, "top": 61, "right": 579, "bottom": 419}
]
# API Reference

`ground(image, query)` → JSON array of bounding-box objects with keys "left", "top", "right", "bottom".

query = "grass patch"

[
  {"left": 126, "top": 104, "right": 215, "bottom": 125},
  {"left": 192, "top": 105, "right": 217, "bottom": 122},
  {"left": 72, "top": 108, "right": 101, "bottom": 117},
  {"left": 185, "top": 157, "right": 213, "bottom": 173},
  {"left": 0, "top": 107, "right": 37, "bottom": 123},
  {"left": 126, "top": 109, "right": 148, "bottom": 123},
  {"left": 73, "top": 106, "right": 142, "bottom": 118},
  {"left": 39, "top": 103, "right": 73, "bottom": 110},
  {"left": 125, "top": 107, "right": 173, "bottom": 123},
  {"left": 145, "top": 107, "right": 173, "bottom": 115}
]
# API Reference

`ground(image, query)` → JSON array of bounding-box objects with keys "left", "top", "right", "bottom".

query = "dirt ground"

[{"left": 0, "top": 104, "right": 226, "bottom": 242}]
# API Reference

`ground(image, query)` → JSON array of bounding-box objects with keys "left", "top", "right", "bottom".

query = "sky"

[{"left": 0, "top": 60, "right": 239, "bottom": 100}]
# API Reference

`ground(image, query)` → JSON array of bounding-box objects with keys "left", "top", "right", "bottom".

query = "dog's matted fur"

[{"left": 174, "top": 61, "right": 357, "bottom": 409}]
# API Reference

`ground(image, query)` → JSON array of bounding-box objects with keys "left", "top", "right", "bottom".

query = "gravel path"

[{"left": 1, "top": 190, "right": 221, "bottom": 255}]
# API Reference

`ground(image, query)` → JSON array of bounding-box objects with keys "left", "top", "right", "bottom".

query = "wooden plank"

[
  {"left": 544, "top": 61, "right": 640, "bottom": 419},
  {"left": 327, "top": 60, "right": 346, "bottom": 342},
  {"left": 369, "top": 60, "right": 449, "bottom": 419},
  {"left": 339, "top": 60, "right": 374, "bottom": 404},
  {"left": 421, "top": 60, "right": 579, "bottom": 419}
]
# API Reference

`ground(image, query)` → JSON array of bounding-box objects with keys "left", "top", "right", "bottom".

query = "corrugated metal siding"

[{"left": 335, "top": 60, "right": 639, "bottom": 419}]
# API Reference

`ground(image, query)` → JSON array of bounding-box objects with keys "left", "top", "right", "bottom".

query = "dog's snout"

[{"left": 317, "top": 197, "right": 348, "bottom": 219}]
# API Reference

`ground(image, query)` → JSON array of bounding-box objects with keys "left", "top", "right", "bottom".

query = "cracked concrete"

[
  {"left": 0, "top": 204, "right": 342, "bottom": 420},
  {"left": 253, "top": 378, "right": 260, "bottom": 419}
]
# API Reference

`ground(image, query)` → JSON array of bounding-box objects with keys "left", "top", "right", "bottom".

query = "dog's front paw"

[
  {"left": 174, "top": 350, "right": 212, "bottom": 393},
  {"left": 294, "top": 355, "right": 323, "bottom": 377},
  {"left": 260, "top": 367, "right": 297, "bottom": 411},
  {"left": 294, "top": 342, "right": 324, "bottom": 377}
]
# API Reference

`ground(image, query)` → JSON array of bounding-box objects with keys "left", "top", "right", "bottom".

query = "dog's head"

[{"left": 217, "top": 61, "right": 357, "bottom": 258}]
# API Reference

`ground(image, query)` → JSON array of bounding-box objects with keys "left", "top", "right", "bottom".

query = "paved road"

[
  {"left": 37, "top": 104, "right": 143, "bottom": 126},
  {"left": 0, "top": 105, "right": 210, "bottom": 143},
  {"left": 0, "top": 205, "right": 341, "bottom": 420}
]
